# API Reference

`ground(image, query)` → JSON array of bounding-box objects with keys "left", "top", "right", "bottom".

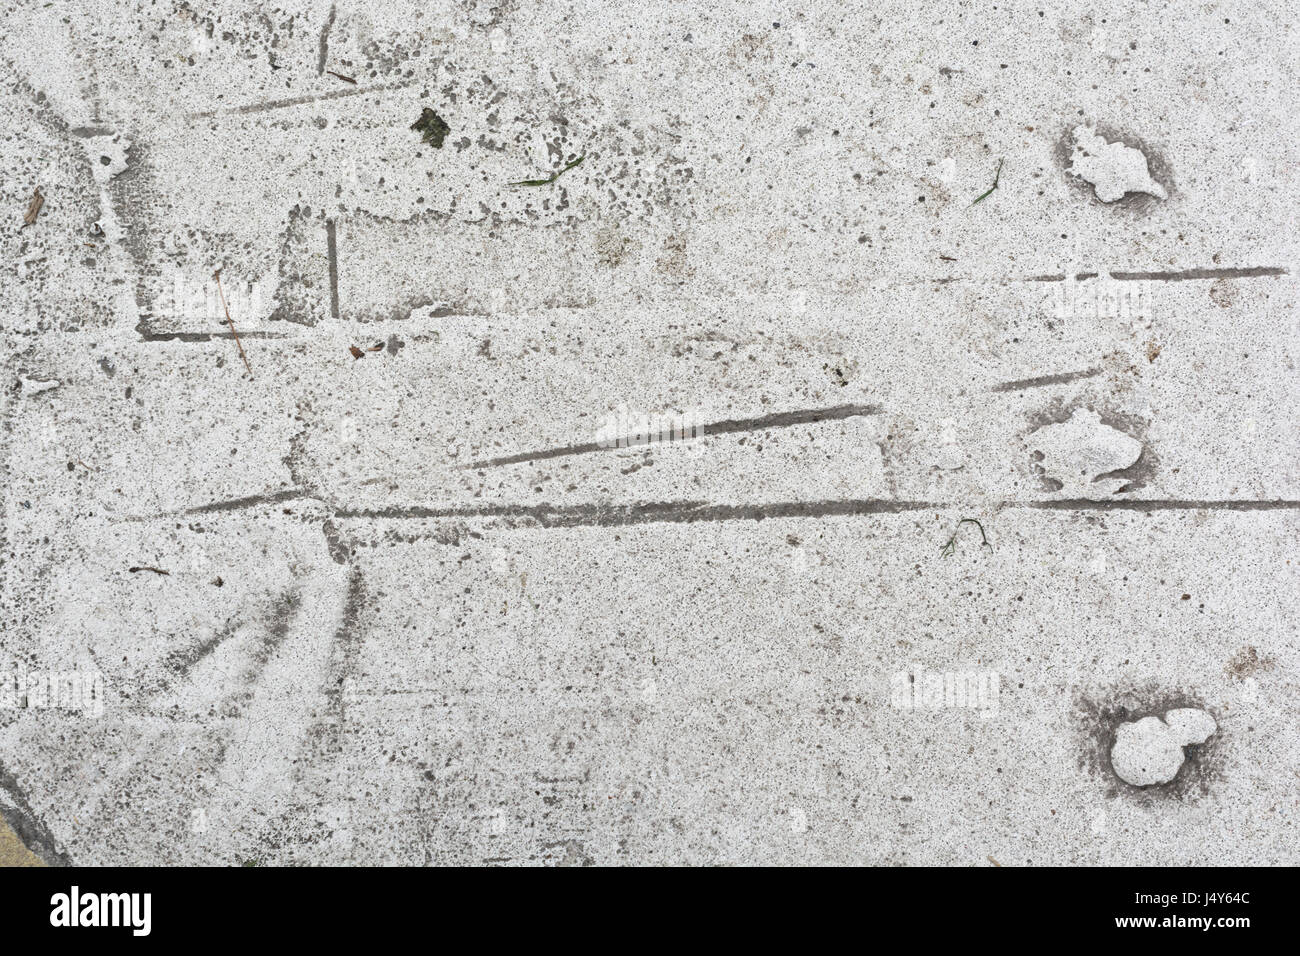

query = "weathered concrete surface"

[{"left": 1, "top": 1, "right": 1297, "bottom": 865}]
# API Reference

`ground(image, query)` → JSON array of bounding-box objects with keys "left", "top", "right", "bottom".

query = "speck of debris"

[
  {"left": 22, "top": 186, "right": 44, "bottom": 226},
  {"left": 1226, "top": 645, "right": 1273, "bottom": 680}
]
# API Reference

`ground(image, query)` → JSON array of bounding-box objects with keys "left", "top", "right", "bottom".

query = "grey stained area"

[{"left": 1, "top": 1, "right": 1298, "bottom": 865}]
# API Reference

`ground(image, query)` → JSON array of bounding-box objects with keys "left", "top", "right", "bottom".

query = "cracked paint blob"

[
  {"left": 1110, "top": 709, "right": 1217, "bottom": 786},
  {"left": 1026, "top": 407, "right": 1143, "bottom": 495},
  {"left": 18, "top": 374, "right": 60, "bottom": 397},
  {"left": 1068, "top": 126, "right": 1167, "bottom": 202},
  {"left": 79, "top": 134, "right": 131, "bottom": 184}
]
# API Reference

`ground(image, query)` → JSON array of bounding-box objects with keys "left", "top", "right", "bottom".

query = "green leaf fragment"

[
  {"left": 969, "top": 158, "right": 1003, "bottom": 207},
  {"left": 508, "top": 155, "right": 585, "bottom": 187},
  {"left": 940, "top": 518, "right": 992, "bottom": 558},
  {"left": 410, "top": 108, "right": 450, "bottom": 149}
]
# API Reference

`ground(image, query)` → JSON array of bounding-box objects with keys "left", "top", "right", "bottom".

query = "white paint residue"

[
  {"left": 1068, "top": 126, "right": 1167, "bottom": 202},
  {"left": 1110, "top": 709, "right": 1216, "bottom": 786},
  {"left": 1027, "top": 408, "right": 1143, "bottom": 495}
]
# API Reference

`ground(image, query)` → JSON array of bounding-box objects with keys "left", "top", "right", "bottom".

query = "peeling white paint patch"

[
  {"left": 932, "top": 418, "right": 965, "bottom": 470},
  {"left": 1068, "top": 126, "right": 1167, "bottom": 202},
  {"left": 1027, "top": 408, "right": 1143, "bottom": 495},
  {"left": 1111, "top": 709, "right": 1216, "bottom": 786},
  {"left": 80, "top": 134, "right": 131, "bottom": 184},
  {"left": 19, "top": 374, "right": 60, "bottom": 397}
]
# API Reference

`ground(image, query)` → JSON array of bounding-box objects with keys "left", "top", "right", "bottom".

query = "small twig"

[
  {"left": 509, "top": 155, "right": 585, "bottom": 187},
  {"left": 969, "top": 158, "right": 1003, "bottom": 207},
  {"left": 940, "top": 518, "right": 992, "bottom": 558},
  {"left": 326, "top": 71, "right": 356, "bottom": 84},
  {"left": 213, "top": 270, "right": 253, "bottom": 376},
  {"left": 22, "top": 186, "right": 44, "bottom": 226},
  {"left": 128, "top": 566, "right": 170, "bottom": 576}
]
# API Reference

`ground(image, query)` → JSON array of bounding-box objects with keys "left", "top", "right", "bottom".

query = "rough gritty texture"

[{"left": 1, "top": 1, "right": 1298, "bottom": 866}]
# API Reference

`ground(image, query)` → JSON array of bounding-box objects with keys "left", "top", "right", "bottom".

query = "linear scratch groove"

[
  {"left": 135, "top": 318, "right": 288, "bottom": 343},
  {"left": 1016, "top": 498, "right": 1300, "bottom": 512},
  {"left": 333, "top": 497, "right": 1300, "bottom": 529},
  {"left": 316, "top": 3, "right": 336, "bottom": 76},
  {"left": 326, "top": 218, "right": 340, "bottom": 321},
  {"left": 335, "top": 499, "right": 938, "bottom": 527},
  {"left": 125, "top": 489, "right": 311, "bottom": 521},
  {"left": 1108, "top": 266, "right": 1289, "bottom": 282},
  {"left": 991, "top": 368, "right": 1101, "bottom": 392},
  {"left": 187, "top": 80, "right": 413, "bottom": 120},
  {"left": 462, "top": 403, "right": 884, "bottom": 470}
]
